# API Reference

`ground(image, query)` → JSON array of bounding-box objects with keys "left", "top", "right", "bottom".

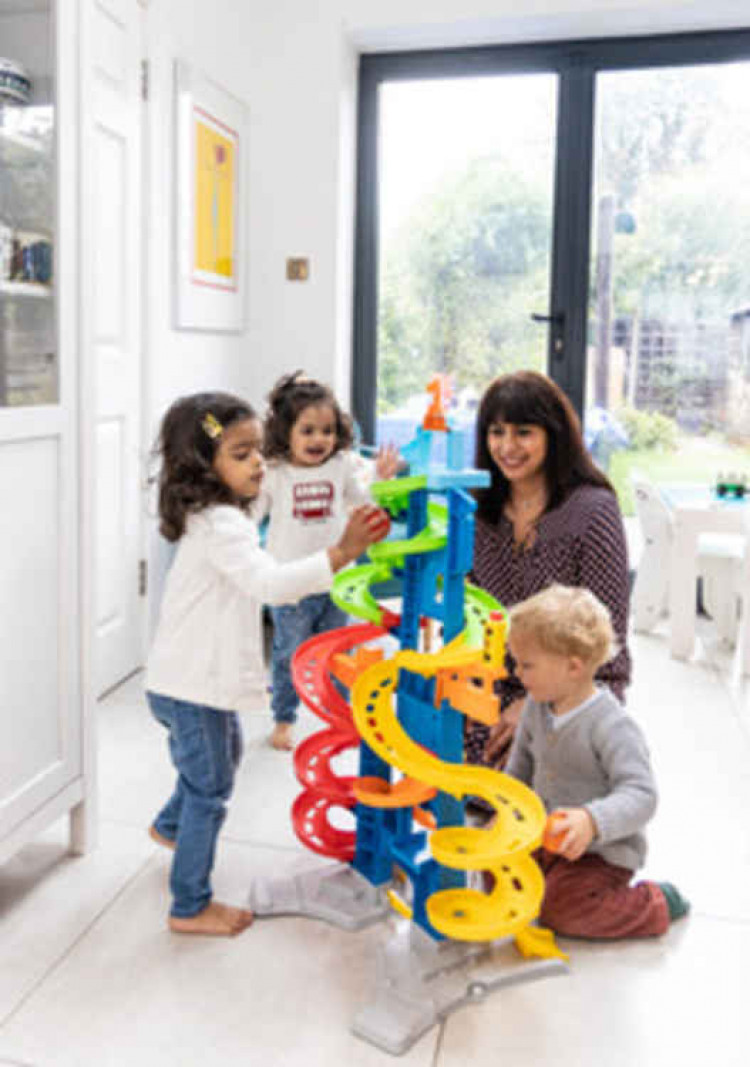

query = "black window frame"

[{"left": 352, "top": 27, "right": 750, "bottom": 444}]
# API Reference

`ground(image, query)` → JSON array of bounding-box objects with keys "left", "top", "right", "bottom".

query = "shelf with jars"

[
  {"left": 1, "top": 67, "right": 55, "bottom": 408},
  {"left": 1, "top": 84, "right": 54, "bottom": 281}
]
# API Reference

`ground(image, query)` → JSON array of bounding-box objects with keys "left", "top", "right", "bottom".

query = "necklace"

[
  {"left": 505, "top": 488, "right": 548, "bottom": 555},
  {"left": 509, "top": 489, "right": 547, "bottom": 514},
  {"left": 512, "top": 525, "right": 538, "bottom": 555}
]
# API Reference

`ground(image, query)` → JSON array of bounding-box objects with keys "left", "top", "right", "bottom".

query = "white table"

[{"left": 662, "top": 484, "right": 748, "bottom": 661}]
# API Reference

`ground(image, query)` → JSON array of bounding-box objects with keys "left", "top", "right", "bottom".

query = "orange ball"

[{"left": 543, "top": 812, "right": 567, "bottom": 853}]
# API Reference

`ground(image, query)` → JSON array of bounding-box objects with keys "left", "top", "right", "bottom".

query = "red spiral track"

[{"left": 290, "top": 623, "right": 388, "bottom": 860}]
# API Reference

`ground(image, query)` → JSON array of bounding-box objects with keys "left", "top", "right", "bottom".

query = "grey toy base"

[
  {"left": 352, "top": 922, "right": 568, "bottom": 1056},
  {"left": 249, "top": 862, "right": 389, "bottom": 930},
  {"left": 250, "top": 865, "right": 567, "bottom": 1056}
]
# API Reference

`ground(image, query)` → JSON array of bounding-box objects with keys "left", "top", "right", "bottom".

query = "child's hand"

[
  {"left": 543, "top": 807, "right": 596, "bottom": 861},
  {"left": 329, "top": 504, "right": 390, "bottom": 571},
  {"left": 485, "top": 697, "right": 525, "bottom": 762},
  {"left": 375, "top": 443, "right": 402, "bottom": 481}
]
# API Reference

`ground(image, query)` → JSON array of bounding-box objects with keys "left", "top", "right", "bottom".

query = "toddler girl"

[
  {"left": 504, "top": 583, "right": 689, "bottom": 939},
  {"left": 146, "top": 391, "right": 388, "bottom": 936},
  {"left": 253, "top": 371, "right": 398, "bottom": 750}
]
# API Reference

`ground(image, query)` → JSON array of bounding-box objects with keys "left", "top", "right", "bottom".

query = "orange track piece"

[
  {"left": 434, "top": 665, "right": 500, "bottom": 726},
  {"left": 330, "top": 646, "right": 384, "bottom": 689},
  {"left": 421, "top": 374, "right": 451, "bottom": 431},
  {"left": 352, "top": 775, "right": 436, "bottom": 808},
  {"left": 412, "top": 805, "right": 437, "bottom": 830},
  {"left": 422, "top": 412, "right": 448, "bottom": 431}
]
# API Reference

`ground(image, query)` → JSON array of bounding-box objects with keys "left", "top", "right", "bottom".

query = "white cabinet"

[{"left": 0, "top": 0, "right": 93, "bottom": 862}]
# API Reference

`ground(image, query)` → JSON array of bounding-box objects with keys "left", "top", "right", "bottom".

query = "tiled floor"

[{"left": 1, "top": 616, "right": 749, "bottom": 1066}]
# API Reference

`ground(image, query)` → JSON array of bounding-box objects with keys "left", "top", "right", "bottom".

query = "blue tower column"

[
  {"left": 433, "top": 487, "right": 479, "bottom": 889},
  {"left": 352, "top": 737, "right": 394, "bottom": 883},
  {"left": 434, "top": 698, "right": 465, "bottom": 894},
  {"left": 443, "top": 487, "right": 477, "bottom": 644},
  {"left": 353, "top": 802, "right": 397, "bottom": 885},
  {"left": 399, "top": 487, "right": 428, "bottom": 651}
]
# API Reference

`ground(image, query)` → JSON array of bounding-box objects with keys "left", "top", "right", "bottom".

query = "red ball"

[{"left": 370, "top": 510, "right": 391, "bottom": 542}]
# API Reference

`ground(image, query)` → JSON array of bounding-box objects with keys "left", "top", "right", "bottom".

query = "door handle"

[
  {"left": 531, "top": 311, "right": 567, "bottom": 360},
  {"left": 531, "top": 311, "right": 565, "bottom": 359}
]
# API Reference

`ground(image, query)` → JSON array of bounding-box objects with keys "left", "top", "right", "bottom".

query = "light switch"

[{"left": 286, "top": 257, "right": 310, "bottom": 281}]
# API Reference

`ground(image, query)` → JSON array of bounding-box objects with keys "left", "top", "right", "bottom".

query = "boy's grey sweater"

[{"left": 505, "top": 688, "right": 658, "bottom": 871}]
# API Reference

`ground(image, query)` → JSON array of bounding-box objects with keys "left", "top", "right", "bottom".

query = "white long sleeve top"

[
  {"left": 146, "top": 505, "right": 333, "bottom": 713},
  {"left": 251, "top": 451, "right": 374, "bottom": 562}
]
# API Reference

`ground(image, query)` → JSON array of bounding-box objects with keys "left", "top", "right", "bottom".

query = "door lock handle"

[{"left": 531, "top": 311, "right": 565, "bottom": 359}]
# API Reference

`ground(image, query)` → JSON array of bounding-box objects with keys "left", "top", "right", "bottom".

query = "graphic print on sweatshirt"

[{"left": 293, "top": 481, "right": 334, "bottom": 522}]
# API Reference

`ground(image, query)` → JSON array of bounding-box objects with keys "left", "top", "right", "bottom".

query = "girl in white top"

[
  {"left": 146, "top": 391, "right": 388, "bottom": 937},
  {"left": 252, "top": 372, "right": 399, "bottom": 751}
]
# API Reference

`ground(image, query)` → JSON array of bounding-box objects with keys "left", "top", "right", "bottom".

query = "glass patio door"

[
  {"left": 587, "top": 62, "right": 750, "bottom": 512},
  {"left": 373, "top": 74, "right": 558, "bottom": 457},
  {"left": 354, "top": 31, "right": 750, "bottom": 493}
]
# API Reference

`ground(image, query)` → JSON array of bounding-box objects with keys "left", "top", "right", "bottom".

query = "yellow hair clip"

[{"left": 202, "top": 412, "right": 223, "bottom": 439}]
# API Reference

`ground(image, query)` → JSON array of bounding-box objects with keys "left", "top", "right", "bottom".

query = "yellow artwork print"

[{"left": 194, "top": 114, "right": 236, "bottom": 282}]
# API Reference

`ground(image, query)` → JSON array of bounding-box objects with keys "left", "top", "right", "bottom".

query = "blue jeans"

[
  {"left": 270, "top": 593, "right": 348, "bottom": 723},
  {"left": 147, "top": 691, "right": 243, "bottom": 918}
]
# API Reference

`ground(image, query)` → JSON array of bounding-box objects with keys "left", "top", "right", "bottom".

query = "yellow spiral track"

[{"left": 352, "top": 652, "right": 566, "bottom": 958}]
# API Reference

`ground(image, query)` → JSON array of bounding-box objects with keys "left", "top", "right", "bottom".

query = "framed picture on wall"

[{"left": 174, "top": 60, "right": 247, "bottom": 332}]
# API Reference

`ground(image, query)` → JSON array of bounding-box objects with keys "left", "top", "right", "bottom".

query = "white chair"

[
  {"left": 732, "top": 507, "right": 750, "bottom": 676},
  {"left": 630, "top": 474, "right": 744, "bottom": 642}
]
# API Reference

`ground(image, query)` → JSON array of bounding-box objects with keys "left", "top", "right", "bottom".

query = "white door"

[{"left": 81, "top": 0, "right": 144, "bottom": 696}]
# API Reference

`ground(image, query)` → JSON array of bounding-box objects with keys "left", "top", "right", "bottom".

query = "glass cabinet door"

[{"left": 0, "top": 10, "right": 56, "bottom": 407}]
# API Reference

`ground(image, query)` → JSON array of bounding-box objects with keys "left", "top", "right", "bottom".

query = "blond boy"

[{"left": 505, "top": 584, "right": 688, "bottom": 939}]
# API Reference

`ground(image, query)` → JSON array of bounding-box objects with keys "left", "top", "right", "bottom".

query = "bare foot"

[
  {"left": 168, "top": 901, "right": 254, "bottom": 937},
  {"left": 270, "top": 722, "right": 295, "bottom": 750},
  {"left": 149, "top": 825, "right": 176, "bottom": 851}
]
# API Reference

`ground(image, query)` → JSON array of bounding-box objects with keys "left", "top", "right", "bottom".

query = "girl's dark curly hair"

[
  {"left": 263, "top": 370, "right": 353, "bottom": 460},
  {"left": 153, "top": 391, "right": 257, "bottom": 542},
  {"left": 474, "top": 370, "right": 613, "bottom": 524}
]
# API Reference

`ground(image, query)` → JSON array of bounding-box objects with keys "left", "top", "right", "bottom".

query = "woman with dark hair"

[{"left": 467, "top": 370, "right": 631, "bottom": 769}]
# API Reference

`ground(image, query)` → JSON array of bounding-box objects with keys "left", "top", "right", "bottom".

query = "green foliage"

[
  {"left": 615, "top": 405, "right": 678, "bottom": 452},
  {"left": 611, "top": 166, "right": 750, "bottom": 322},
  {"left": 597, "top": 68, "right": 723, "bottom": 207},
  {"left": 377, "top": 260, "right": 430, "bottom": 412},
  {"left": 377, "top": 157, "right": 550, "bottom": 411},
  {"left": 599, "top": 68, "right": 750, "bottom": 325}
]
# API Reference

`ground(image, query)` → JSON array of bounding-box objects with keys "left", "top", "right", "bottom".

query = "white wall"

[
  {"left": 144, "top": 0, "right": 255, "bottom": 430},
  {"left": 143, "top": 0, "right": 265, "bottom": 629}
]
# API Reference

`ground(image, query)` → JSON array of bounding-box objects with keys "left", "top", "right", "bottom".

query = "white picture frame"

[{"left": 173, "top": 60, "right": 247, "bottom": 332}]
